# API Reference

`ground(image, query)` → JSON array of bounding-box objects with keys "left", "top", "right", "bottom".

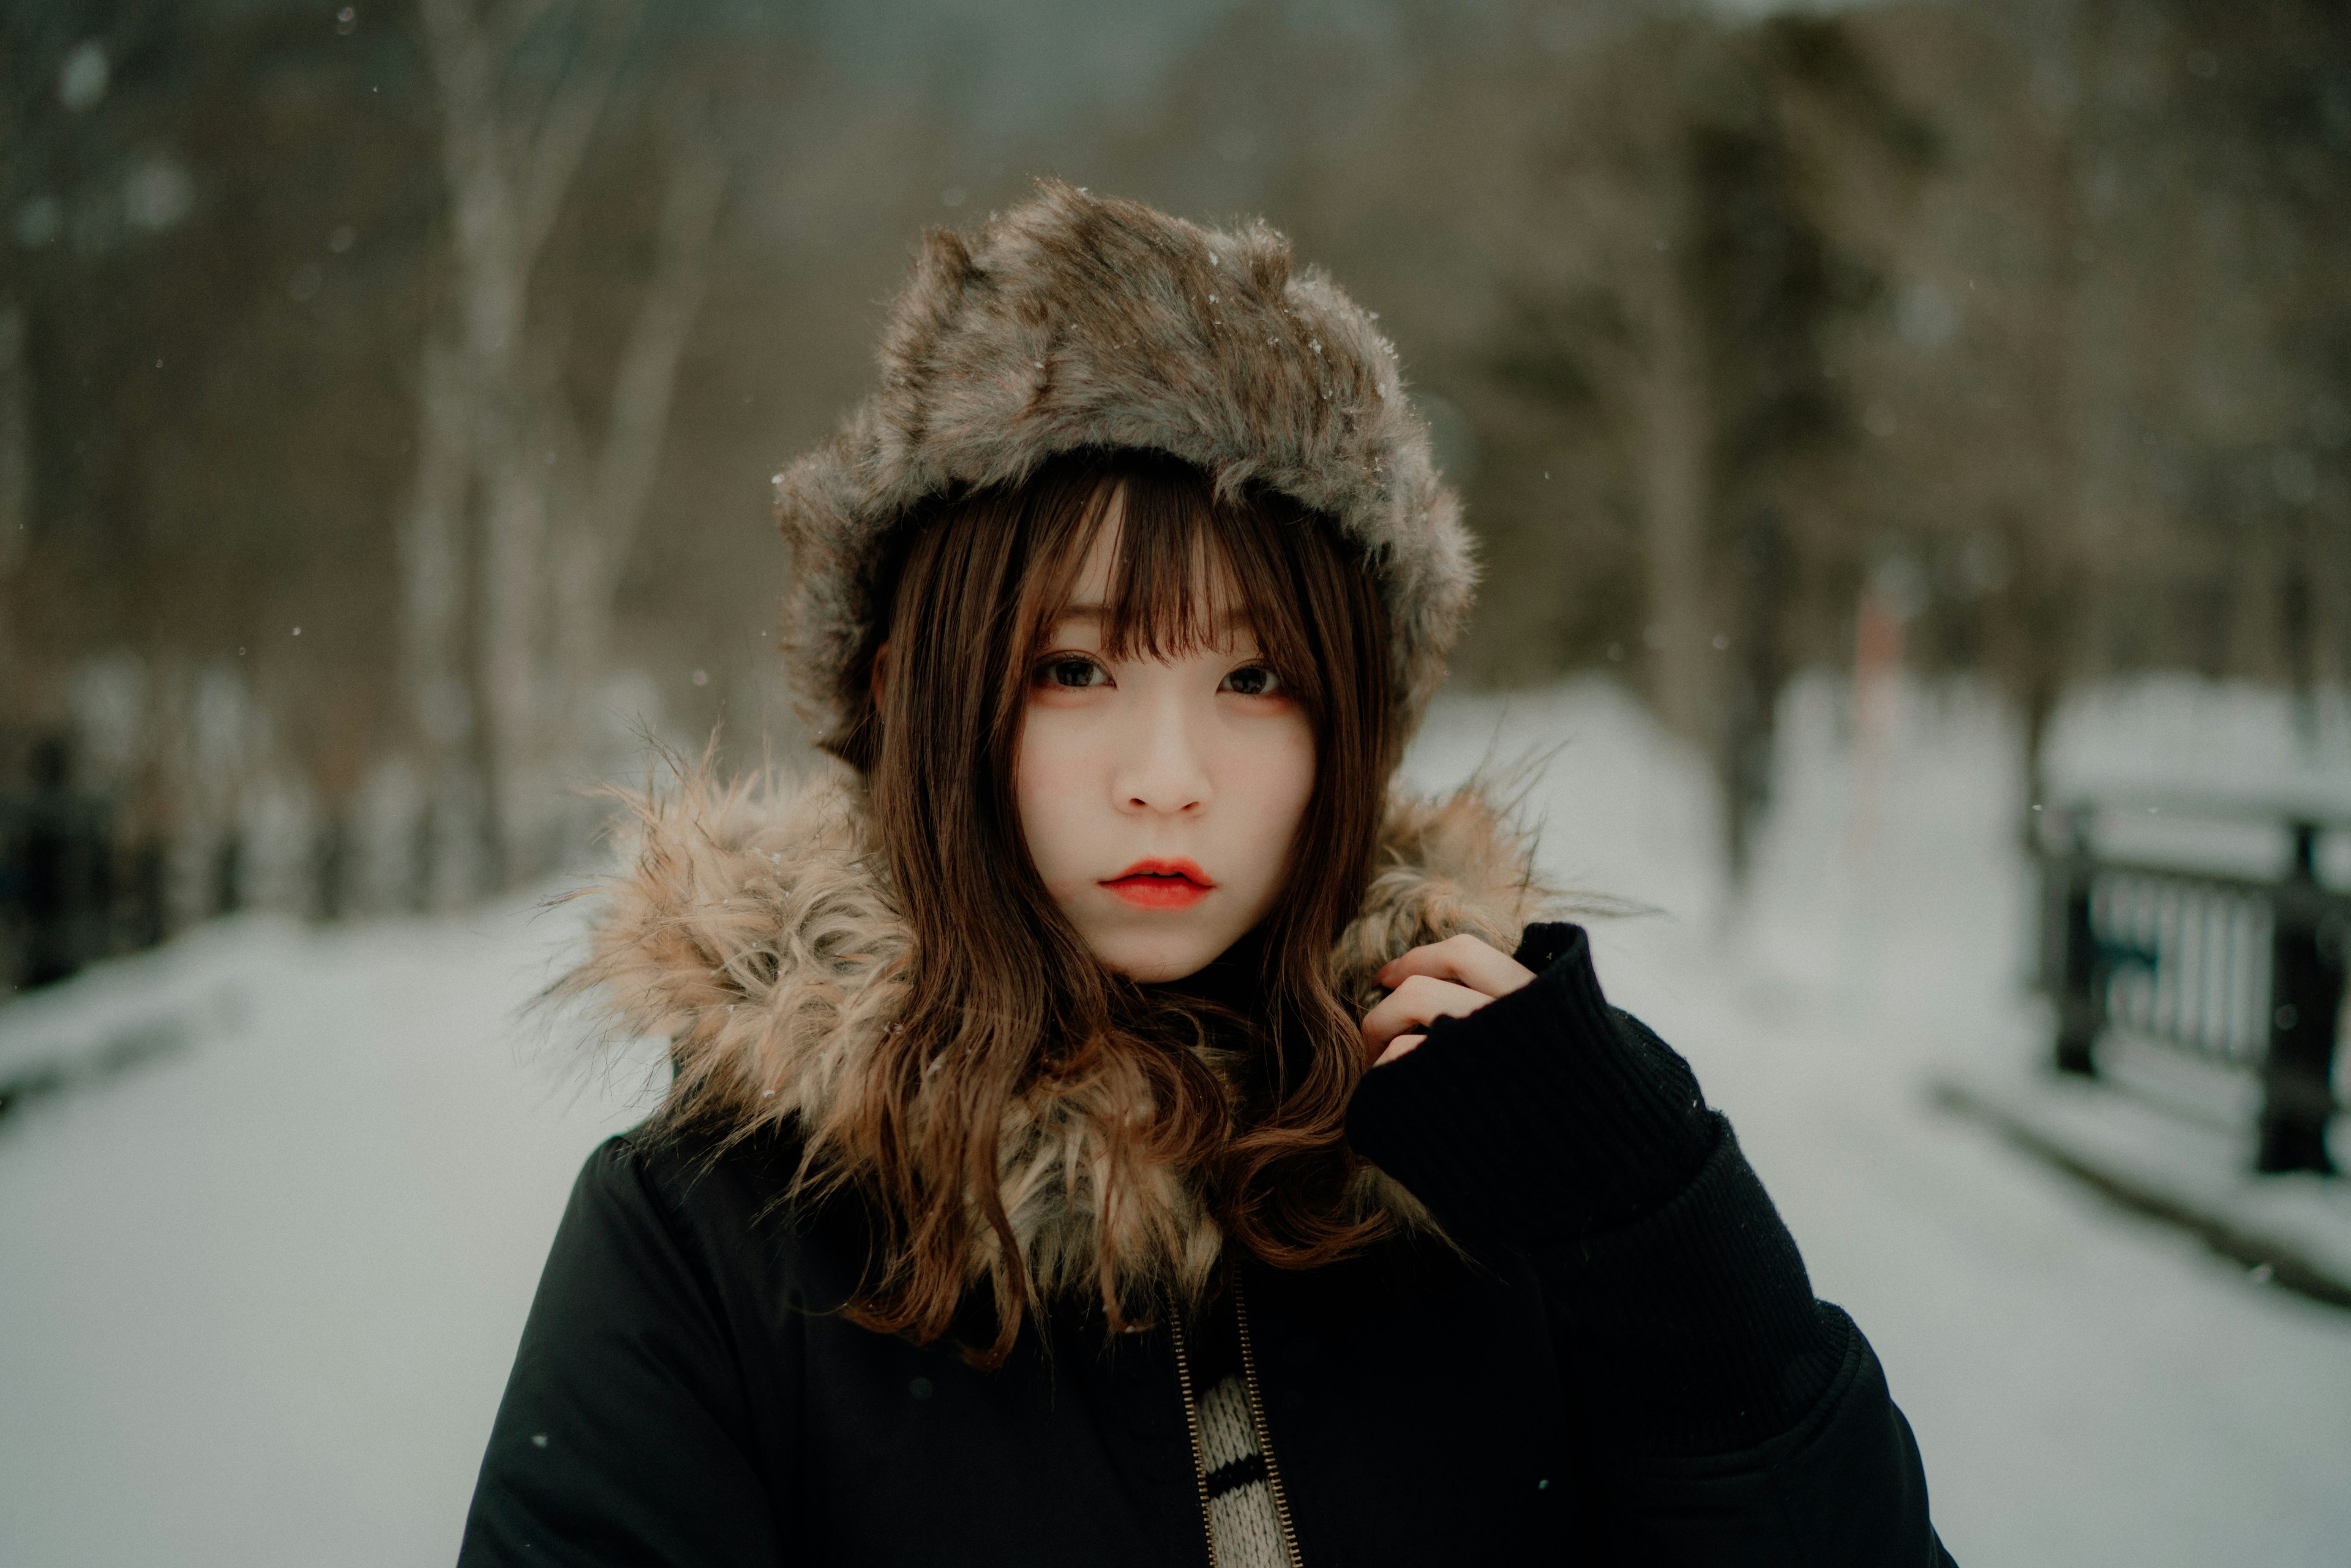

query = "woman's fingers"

[
  {"left": 1359, "top": 935, "right": 1540, "bottom": 1067},
  {"left": 1359, "top": 973, "right": 1499, "bottom": 1060},
  {"left": 1374, "top": 932, "right": 1537, "bottom": 1001}
]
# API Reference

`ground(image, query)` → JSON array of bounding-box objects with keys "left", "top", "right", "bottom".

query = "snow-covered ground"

[
  {"left": 4, "top": 672, "right": 2348, "bottom": 1567},
  {"left": 0, "top": 905, "right": 665, "bottom": 1568}
]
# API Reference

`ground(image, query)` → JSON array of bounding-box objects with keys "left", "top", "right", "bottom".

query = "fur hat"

[{"left": 772, "top": 179, "right": 1475, "bottom": 744}]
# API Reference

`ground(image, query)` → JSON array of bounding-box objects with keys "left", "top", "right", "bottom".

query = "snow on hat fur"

[{"left": 772, "top": 178, "right": 1476, "bottom": 745}]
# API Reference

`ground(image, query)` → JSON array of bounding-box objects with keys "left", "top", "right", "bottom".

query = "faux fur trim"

[
  {"left": 773, "top": 179, "right": 1475, "bottom": 743},
  {"left": 568, "top": 765, "right": 1557, "bottom": 1307}
]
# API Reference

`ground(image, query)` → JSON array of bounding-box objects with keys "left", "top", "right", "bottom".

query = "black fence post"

[
  {"left": 2050, "top": 808, "right": 2102, "bottom": 1076},
  {"left": 2257, "top": 823, "right": 2342, "bottom": 1174}
]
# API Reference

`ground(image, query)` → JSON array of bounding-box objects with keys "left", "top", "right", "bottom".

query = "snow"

[
  {"left": 4, "top": 671, "right": 2349, "bottom": 1567},
  {"left": 0, "top": 906, "right": 664, "bottom": 1568}
]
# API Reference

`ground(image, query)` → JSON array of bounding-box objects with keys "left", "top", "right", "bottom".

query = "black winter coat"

[{"left": 460, "top": 925, "right": 1952, "bottom": 1566}]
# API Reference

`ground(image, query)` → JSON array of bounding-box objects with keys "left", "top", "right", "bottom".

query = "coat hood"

[
  {"left": 773, "top": 179, "right": 1476, "bottom": 746},
  {"left": 567, "top": 766, "right": 1556, "bottom": 1309}
]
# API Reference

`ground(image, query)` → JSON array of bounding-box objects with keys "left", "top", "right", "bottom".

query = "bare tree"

[
  {"left": 402, "top": 0, "right": 724, "bottom": 897},
  {"left": 0, "top": 305, "right": 25, "bottom": 582},
  {"left": 1411, "top": 12, "right": 1926, "bottom": 875},
  {"left": 1624, "top": 100, "right": 1717, "bottom": 748},
  {"left": 546, "top": 105, "right": 726, "bottom": 771},
  {"left": 0, "top": 302, "right": 26, "bottom": 722}
]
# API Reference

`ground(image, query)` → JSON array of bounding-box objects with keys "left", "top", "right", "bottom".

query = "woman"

[{"left": 460, "top": 182, "right": 1951, "bottom": 1566}]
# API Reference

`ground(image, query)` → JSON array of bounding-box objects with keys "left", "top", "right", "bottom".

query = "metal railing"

[{"left": 2038, "top": 803, "right": 2348, "bottom": 1175}]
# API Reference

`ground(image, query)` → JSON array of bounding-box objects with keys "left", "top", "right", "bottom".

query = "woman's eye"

[
  {"left": 1037, "top": 656, "right": 1108, "bottom": 690},
  {"left": 1220, "top": 664, "right": 1283, "bottom": 698}
]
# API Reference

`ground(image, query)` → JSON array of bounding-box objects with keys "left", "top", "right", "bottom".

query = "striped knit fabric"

[{"left": 1194, "top": 1374, "right": 1289, "bottom": 1568}]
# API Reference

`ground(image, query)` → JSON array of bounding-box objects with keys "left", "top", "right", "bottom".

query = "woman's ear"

[{"left": 869, "top": 640, "right": 892, "bottom": 711}]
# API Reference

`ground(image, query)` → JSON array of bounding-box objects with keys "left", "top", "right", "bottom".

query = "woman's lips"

[{"left": 1100, "top": 859, "right": 1215, "bottom": 910}]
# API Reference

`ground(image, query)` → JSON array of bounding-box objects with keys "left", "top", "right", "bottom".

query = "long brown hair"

[{"left": 817, "top": 449, "right": 1398, "bottom": 1363}]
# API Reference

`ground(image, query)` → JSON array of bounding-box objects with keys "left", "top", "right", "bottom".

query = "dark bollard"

[
  {"left": 313, "top": 814, "right": 348, "bottom": 922},
  {"left": 2050, "top": 809, "right": 2102, "bottom": 1077},
  {"left": 2257, "top": 823, "right": 2342, "bottom": 1174},
  {"left": 124, "top": 840, "right": 168, "bottom": 952},
  {"left": 19, "top": 736, "right": 113, "bottom": 989},
  {"left": 411, "top": 799, "right": 437, "bottom": 913},
  {"left": 212, "top": 831, "right": 245, "bottom": 918}
]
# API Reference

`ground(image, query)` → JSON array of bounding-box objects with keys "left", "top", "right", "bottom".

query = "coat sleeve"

[
  {"left": 457, "top": 1135, "right": 791, "bottom": 1568},
  {"left": 1346, "top": 924, "right": 1955, "bottom": 1567}
]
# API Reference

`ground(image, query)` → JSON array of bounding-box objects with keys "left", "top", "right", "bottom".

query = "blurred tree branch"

[
  {"left": 403, "top": 0, "right": 722, "bottom": 895},
  {"left": 552, "top": 96, "right": 727, "bottom": 763}
]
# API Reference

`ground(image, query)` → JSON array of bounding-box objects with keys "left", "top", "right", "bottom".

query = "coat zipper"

[
  {"left": 1233, "top": 1277, "right": 1304, "bottom": 1567},
  {"left": 1169, "top": 1278, "right": 1305, "bottom": 1567},
  {"left": 1168, "top": 1309, "right": 1218, "bottom": 1568}
]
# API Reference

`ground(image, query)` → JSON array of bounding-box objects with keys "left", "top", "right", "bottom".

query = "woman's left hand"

[{"left": 1360, "top": 934, "right": 1538, "bottom": 1067}]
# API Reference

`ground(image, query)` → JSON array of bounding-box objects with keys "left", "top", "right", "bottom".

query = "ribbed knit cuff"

[
  {"left": 1345, "top": 922, "right": 1848, "bottom": 1453},
  {"left": 1345, "top": 923, "right": 1715, "bottom": 1243},
  {"left": 1540, "top": 1122, "right": 1851, "bottom": 1453}
]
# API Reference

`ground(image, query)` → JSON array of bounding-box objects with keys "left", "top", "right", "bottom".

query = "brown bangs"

[
  {"left": 813, "top": 448, "right": 1397, "bottom": 1367},
  {"left": 1012, "top": 452, "right": 1326, "bottom": 716}
]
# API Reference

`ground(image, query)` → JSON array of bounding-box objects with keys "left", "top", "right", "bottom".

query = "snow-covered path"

[
  {"left": 0, "top": 906, "right": 662, "bottom": 1568},
  {"left": 3, "top": 675, "right": 2347, "bottom": 1566}
]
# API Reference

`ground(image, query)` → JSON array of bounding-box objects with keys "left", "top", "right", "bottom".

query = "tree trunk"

[
  {"left": 1724, "top": 506, "right": 1785, "bottom": 883},
  {"left": 0, "top": 304, "right": 26, "bottom": 577},
  {"left": 402, "top": 0, "right": 639, "bottom": 894},
  {"left": 552, "top": 113, "right": 726, "bottom": 773},
  {"left": 1638, "top": 222, "right": 1715, "bottom": 746}
]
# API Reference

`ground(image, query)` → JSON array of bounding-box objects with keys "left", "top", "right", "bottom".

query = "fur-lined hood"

[
  {"left": 773, "top": 180, "right": 1475, "bottom": 744},
  {"left": 572, "top": 767, "right": 1554, "bottom": 1307}
]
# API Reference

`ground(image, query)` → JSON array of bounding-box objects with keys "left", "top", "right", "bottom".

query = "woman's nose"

[{"left": 1112, "top": 692, "right": 1212, "bottom": 815}]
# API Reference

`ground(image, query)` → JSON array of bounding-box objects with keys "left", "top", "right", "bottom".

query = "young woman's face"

[{"left": 1014, "top": 511, "right": 1317, "bottom": 983}]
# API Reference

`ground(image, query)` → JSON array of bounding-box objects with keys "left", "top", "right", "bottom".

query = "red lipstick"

[{"left": 1100, "top": 858, "right": 1215, "bottom": 910}]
